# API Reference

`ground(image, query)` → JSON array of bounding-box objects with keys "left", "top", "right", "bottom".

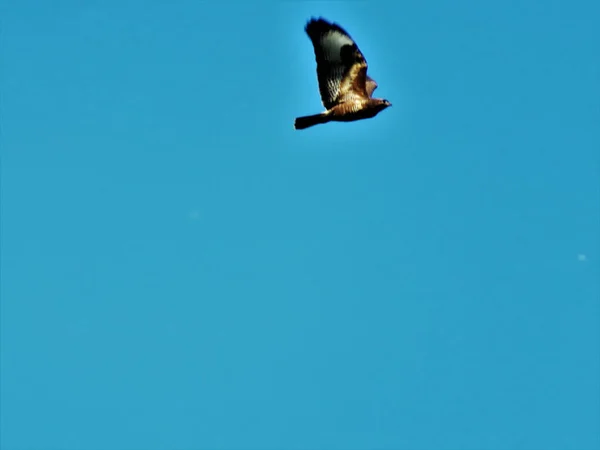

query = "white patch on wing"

[
  {"left": 315, "top": 31, "right": 356, "bottom": 106},
  {"left": 320, "top": 31, "right": 354, "bottom": 63},
  {"left": 323, "top": 67, "right": 345, "bottom": 105}
]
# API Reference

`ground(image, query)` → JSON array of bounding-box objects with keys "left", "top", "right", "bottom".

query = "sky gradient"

[{"left": 1, "top": 1, "right": 599, "bottom": 449}]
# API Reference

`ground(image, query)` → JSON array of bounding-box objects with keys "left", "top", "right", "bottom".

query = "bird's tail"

[{"left": 294, "top": 112, "right": 330, "bottom": 130}]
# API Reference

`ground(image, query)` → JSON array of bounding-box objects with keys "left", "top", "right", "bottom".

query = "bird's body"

[{"left": 294, "top": 17, "right": 391, "bottom": 130}]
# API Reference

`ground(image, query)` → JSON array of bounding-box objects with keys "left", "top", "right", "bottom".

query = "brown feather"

[{"left": 365, "top": 76, "right": 378, "bottom": 97}]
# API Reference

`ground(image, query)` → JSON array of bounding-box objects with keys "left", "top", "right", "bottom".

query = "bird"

[{"left": 294, "top": 17, "right": 392, "bottom": 130}]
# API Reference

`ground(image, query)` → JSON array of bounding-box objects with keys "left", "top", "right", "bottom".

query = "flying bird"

[{"left": 294, "top": 17, "right": 391, "bottom": 130}]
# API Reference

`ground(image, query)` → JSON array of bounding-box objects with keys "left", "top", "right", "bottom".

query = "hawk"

[{"left": 294, "top": 17, "right": 392, "bottom": 130}]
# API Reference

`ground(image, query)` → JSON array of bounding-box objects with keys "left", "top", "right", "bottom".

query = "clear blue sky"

[{"left": 1, "top": 1, "right": 599, "bottom": 449}]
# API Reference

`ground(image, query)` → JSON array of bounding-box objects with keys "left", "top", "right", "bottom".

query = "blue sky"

[{"left": 1, "top": 1, "right": 599, "bottom": 449}]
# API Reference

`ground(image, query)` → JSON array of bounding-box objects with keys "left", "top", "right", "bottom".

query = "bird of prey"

[{"left": 294, "top": 17, "right": 391, "bottom": 130}]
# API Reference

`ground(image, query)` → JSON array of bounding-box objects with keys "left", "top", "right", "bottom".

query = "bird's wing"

[
  {"left": 338, "top": 63, "right": 370, "bottom": 103},
  {"left": 305, "top": 18, "right": 369, "bottom": 109},
  {"left": 365, "top": 75, "right": 378, "bottom": 97}
]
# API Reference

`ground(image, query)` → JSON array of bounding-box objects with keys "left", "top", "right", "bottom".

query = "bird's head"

[{"left": 374, "top": 99, "right": 392, "bottom": 112}]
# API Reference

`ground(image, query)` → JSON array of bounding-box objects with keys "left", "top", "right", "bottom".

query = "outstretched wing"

[{"left": 304, "top": 18, "right": 370, "bottom": 109}]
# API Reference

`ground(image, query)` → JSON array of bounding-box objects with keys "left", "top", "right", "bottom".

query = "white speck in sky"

[{"left": 577, "top": 254, "right": 587, "bottom": 262}]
